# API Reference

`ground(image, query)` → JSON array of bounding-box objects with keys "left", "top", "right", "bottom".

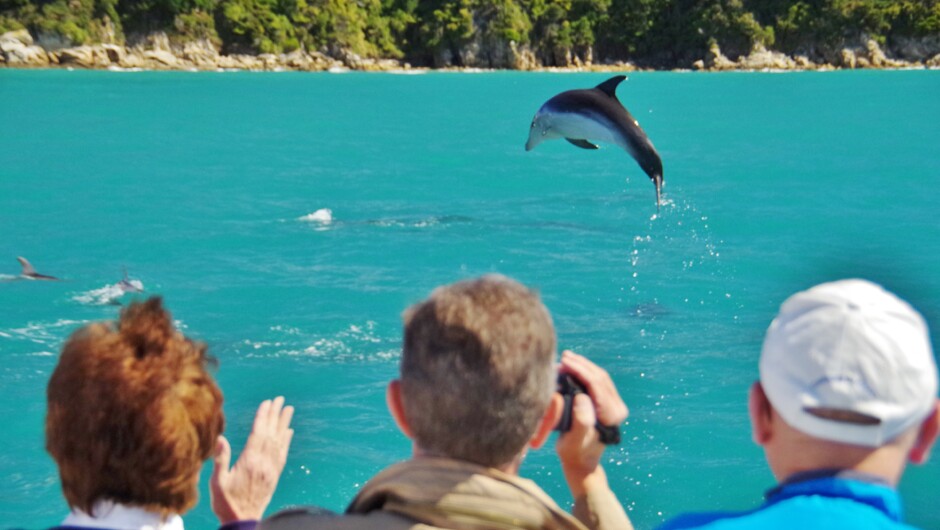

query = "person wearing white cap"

[{"left": 659, "top": 279, "right": 940, "bottom": 529}]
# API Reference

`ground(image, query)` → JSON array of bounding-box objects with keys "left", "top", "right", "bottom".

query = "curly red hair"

[{"left": 46, "top": 297, "right": 224, "bottom": 516}]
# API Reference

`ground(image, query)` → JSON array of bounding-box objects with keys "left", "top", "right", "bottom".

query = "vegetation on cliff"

[{"left": 1, "top": 0, "right": 938, "bottom": 67}]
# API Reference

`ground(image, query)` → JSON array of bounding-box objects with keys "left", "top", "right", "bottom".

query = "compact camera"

[{"left": 554, "top": 373, "right": 621, "bottom": 445}]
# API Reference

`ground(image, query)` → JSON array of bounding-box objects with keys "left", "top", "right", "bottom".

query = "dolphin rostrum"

[
  {"left": 17, "top": 256, "right": 59, "bottom": 280},
  {"left": 525, "top": 75, "right": 664, "bottom": 207}
]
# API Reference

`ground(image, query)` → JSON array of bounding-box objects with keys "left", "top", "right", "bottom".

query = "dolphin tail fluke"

[
  {"left": 654, "top": 174, "right": 663, "bottom": 210},
  {"left": 17, "top": 257, "right": 36, "bottom": 276}
]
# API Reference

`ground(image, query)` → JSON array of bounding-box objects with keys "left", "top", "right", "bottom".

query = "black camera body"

[
  {"left": 554, "top": 372, "right": 621, "bottom": 445},
  {"left": 555, "top": 373, "right": 586, "bottom": 432}
]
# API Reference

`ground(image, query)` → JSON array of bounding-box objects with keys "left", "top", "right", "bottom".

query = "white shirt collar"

[{"left": 62, "top": 501, "right": 184, "bottom": 530}]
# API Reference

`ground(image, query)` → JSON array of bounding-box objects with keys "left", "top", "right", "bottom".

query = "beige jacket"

[{"left": 261, "top": 457, "right": 630, "bottom": 530}]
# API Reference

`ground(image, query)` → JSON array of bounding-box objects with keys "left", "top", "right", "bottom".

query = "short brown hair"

[
  {"left": 46, "top": 297, "right": 224, "bottom": 516},
  {"left": 400, "top": 275, "right": 556, "bottom": 467}
]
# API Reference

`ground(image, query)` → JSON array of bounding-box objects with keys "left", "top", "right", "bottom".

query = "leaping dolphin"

[
  {"left": 525, "top": 75, "right": 664, "bottom": 207},
  {"left": 17, "top": 256, "right": 59, "bottom": 281},
  {"left": 118, "top": 267, "right": 144, "bottom": 293}
]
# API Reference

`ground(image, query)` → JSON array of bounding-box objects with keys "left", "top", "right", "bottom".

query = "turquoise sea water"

[{"left": 1, "top": 69, "right": 938, "bottom": 529}]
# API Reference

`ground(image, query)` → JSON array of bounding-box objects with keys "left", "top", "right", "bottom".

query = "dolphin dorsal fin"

[
  {"left": 594, "top": 75, "right": 627, "bottom": 99},
  {"left": 17, "top": 256, "right": 36, "bottom": 275}
]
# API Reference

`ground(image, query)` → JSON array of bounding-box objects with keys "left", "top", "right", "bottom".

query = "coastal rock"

[
  {"left": 57, "top": 45, "right": 113, "bottom": 67},
  {"left": 867, "top": 39, "right": 886, "bottom": 67},
  {"left": 706, "top": 42, "right": 736, "bottom": 71},
  {"left": 146, "top": 32, "right": 172, "bottom": 52},
  {"left": 258, "top": 53, "right": 280, "bottom": 70},
  {"left": 334, "top": 48, "right": 365, "bottom": 69},
  {"left": 281, "top": 48, "right": 313, "bottom": 70},
  {"left": 1, "top": 31, "right": 50, "bottom": 66},
  {"left": 1, "top": 29, "right": 33, "bottom": 46},
  {"left": 740, "top": 44, "right": 795, "bottom": 70},
  {"left": 102, "top": 44, "right": 125, "bottom": 64},
  {"left": 457, "top": 40, "right": 482, "bottom": 67},
  {"left": 357, "top": 57, "right": 401, "bottom": 71},
  {"left": 143, "top": 49, "right": 178, "bottom": 68},
  {"left": 510, "top": 41, "right": 539, "bottom": 70},
  {"left": 865, "top": 39, "right": 904, "bottom": 68},
  {"left": 217, "top": 54, "right": 263, "bottom": 70},
  {"left": 793, "top": 55, "right": 816, "bottom": 69},
  {"left": 927, "top": 53, "right": 940, "bottom": 68},
  {"left": 840, "top": 48, "right": 857, "bottom": 69},
  {"left": 99, "top": 16, "right": 118, "bottom": 45},
  {"left": 119, "top": 50, "right": 145, "bottom": 68},
  {"left": 181, "top": 39, "right": 219, "bottom": 68}
]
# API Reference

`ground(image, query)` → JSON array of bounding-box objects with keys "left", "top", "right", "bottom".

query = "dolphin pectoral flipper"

[{"left": 566, "top": 138, "right": 599, "bottom": 150}]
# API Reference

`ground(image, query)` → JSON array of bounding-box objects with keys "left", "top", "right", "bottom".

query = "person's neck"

[
  {"left": 770, "top": 442, "right": 907, "bottom": 487},
  {"left": 411, "top": 446, "right": 524, "bottom": 476},
  {"left": 62, "top": 500, "right": 183, "bottom": 530}
]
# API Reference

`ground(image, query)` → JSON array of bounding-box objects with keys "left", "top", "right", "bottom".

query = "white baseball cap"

[{"left": 760, "top": 279, "right": 938, "bottom": 447}]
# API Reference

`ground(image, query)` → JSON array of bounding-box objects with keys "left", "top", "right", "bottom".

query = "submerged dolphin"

[
  {"left": 17, "top": 256, "right": 59, "bottom": 280},
  {"left": 525, "top": 75, "right": 664, "bottom": 207}
]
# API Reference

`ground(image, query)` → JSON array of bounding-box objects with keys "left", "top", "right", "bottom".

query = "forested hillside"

[{"left": 1, "top": 0, "right": 939, "bottom": 68}]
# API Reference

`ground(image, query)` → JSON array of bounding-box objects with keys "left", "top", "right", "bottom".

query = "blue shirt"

[{"left": 657, "top": 470, "right": 920, "bottom": 530}]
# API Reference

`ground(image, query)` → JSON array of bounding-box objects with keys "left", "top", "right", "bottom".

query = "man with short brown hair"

[{"left": 258, "top": 274, "right": 633, "bottom": 530}]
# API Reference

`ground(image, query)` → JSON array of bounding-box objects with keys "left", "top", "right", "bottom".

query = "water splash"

[{"left": 71, "top": 280, "right": 145, "bottom": 306}]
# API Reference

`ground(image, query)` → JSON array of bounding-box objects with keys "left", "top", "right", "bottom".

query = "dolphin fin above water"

[
  {"left": 16, "top": 256, "right": 59, "bottom": 281},
  {"left": 526, "top": 75, "right": 664, "bottom": 208},
  {"left": 118, "top": 267, "right": 144, "bottom": 293}
]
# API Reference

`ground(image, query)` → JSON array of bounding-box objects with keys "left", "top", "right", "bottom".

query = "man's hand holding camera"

[{"left": 555, "top": 350, "right": 628, "bottom": 498}]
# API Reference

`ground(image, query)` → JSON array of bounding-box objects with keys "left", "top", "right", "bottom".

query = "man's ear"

[
  {"left": 529, "top": 393, "right": 563, "bottom": 450},
  {"left": 749, "top": 381, "right": 774, "bottom": 446},
  {"left": 386, "top": 379, "right": 414, "bottom": 440},
  {"left": 909, "top": 399, "right": 940, "bottom": 465}
]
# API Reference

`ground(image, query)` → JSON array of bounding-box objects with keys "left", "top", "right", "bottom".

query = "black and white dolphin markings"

[
  {"left": 17, "top": 256, "right": 59, "bottom": 280},
  {"left": 525, "top": 75, "right": 664, "bottom": 207}
]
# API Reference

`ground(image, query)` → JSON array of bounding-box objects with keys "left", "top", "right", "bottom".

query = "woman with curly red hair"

[{"left": 46, "top": 297, "right": 294, "bottom": 530}]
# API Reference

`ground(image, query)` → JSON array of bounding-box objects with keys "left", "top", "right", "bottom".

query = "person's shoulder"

[
  {"left": 657, "top": 498, "right": 922, "bottom": 530},
  {"left": 259, "top": 507, "right": 414, "bottom": 530},
  {"left": 656, "top": 511, "right": 747, "bottom": 530},
  {"left": 259, "top": 507, "right": 337, "bottom": 530}
]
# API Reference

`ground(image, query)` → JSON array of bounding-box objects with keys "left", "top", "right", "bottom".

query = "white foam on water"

[
  {"left": 244, "top": 321, "right": 397, "bottom": 363},
  {"left": 1, "top": 319, "right": 88, "bottom": 347},
  {"left": 298, "top": 208, "right": 333, "bottom": 225},
  {"left": 387, "top": 69, "right": 427, "bottom": 75}
]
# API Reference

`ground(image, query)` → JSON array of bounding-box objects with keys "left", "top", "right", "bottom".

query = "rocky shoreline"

[{"left": 2, "top": 29, "right": 939, "bottom": 72}]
